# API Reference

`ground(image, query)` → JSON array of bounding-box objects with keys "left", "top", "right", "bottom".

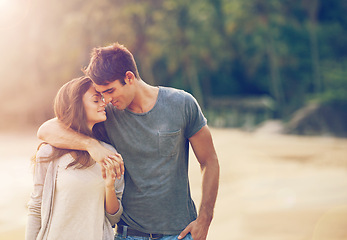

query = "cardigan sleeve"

[
  {"left": 25, "top": 144, "right": 53, "bottom": 240},
  {"left": 105, "top": 174, "right": 124, "bottom": 226}
]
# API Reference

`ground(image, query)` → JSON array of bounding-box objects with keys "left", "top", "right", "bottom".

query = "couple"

[{"left": 26, "top": 43, "right": 220, "bottom": 240}]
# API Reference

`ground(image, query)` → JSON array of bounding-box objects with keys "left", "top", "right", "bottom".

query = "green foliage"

[
  {"left": 0, "top": 0, "right": 346, "bottom": 125},
  {"left": 318, "top": 60, "right": 347, "bottom": 103}
]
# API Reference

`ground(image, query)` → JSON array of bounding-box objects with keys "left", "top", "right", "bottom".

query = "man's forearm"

[
  {"left": 199, "top": 158, "right": 220, "bottom": 224},
  {"left": 178, "top": 155, "right": 219, "bottom": 240},
  {"left": 189, "top": 126, "right": 220, "bottom": 225},
  {"left": 37, "top": 118, "right": 96, "bottom": 151}
]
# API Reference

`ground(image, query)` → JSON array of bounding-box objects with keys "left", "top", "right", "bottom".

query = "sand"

[{"left": 0, "top": 128, "right": 346, "bottom": 240}]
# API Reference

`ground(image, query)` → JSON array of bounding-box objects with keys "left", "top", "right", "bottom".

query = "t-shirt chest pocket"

[{"left": 158, "top": 129, "right": 181, "bottom": 157}]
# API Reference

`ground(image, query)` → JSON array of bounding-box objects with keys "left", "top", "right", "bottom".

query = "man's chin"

[
  {"left": 112, "top": 103, "right": 124, "bottom": 110},
  {"left": 111, "top": 102, "right": 118, "bottom": 107}
]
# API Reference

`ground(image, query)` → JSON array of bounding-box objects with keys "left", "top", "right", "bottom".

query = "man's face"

[{"left": 93, "top": 79, "right": 133, "bottom": 110}]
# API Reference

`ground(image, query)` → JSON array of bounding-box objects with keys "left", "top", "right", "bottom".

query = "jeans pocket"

[{"left": 159, "top": 129, "right": 181, "bottom": 157}]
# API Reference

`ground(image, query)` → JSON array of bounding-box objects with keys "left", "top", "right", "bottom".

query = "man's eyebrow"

[
  {"left": 101, "top": 88, "right": 114, "bottom": 93},
  {"left": 95, "top": 87, "right": 113, "bottom": 94}
]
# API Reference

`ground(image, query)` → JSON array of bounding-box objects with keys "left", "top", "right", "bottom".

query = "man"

[{"left": 38, "top": 43, "right": 219, "bottom": 240}]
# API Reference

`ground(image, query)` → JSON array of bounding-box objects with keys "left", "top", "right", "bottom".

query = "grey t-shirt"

[{"left": 103, "top": 86, "right": 207, "bottom": 235}]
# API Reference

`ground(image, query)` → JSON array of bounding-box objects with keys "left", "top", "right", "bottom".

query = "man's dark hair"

[{"left": 84, "top": 43, "right": 140, "bottom": 85}]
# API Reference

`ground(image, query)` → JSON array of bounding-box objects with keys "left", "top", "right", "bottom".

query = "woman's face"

[{"left": 83, "top": 86, "right": 106, "bottom": 130}]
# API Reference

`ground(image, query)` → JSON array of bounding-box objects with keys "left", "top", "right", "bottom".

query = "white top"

[
  {"left": 46, "top": 156, "right": 105, "bottom": 240},
  {"left": 26, "top": 143, "right": 124, "bottom": 240}
]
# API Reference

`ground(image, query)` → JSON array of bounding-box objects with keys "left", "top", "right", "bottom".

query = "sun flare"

[
  {"left": 0, "top": 0, "right": 13, "bottom": 11},
  {"left": 0, "top": 0, "right": 31, "bottom": 29}
]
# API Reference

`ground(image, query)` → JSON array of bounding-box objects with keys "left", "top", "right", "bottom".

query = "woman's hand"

[
  {"left": 103, "top": 160, "right": 121, "bottom": 215},
  {"left": 88, "top": 141, "right": 125, "bottom": 179},
  {"left": 103, "top": 160, "right": 117, "bottom": 188},
  {"left": 100, "top": 152, "right": 124, "bottom": 180}
]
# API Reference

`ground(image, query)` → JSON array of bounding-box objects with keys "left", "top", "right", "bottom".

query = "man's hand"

[
  {"left": 179, "top": 126, "right": 219, "bottom": 240},
  {"left": 178, "top": 216, "right": 210, "bottom": 240},
  {"left": 87, "top": 139, "right": 124, "bottom": 179}
]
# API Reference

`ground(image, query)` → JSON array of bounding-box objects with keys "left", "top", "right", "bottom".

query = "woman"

[{"left": 26, "top": 77, "right": 124, "bottom": 240}]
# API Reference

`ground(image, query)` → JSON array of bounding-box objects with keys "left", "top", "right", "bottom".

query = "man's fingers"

[
  {"left": 113, "top": 161, "right": 122, "bottom": 179},
  {"left": 108, "top": 153, "right": 123, "bottom": 164},
  {"left": 107, "top": 154, "right": 125, "bottom": 177},
  {"left": 178, "top": 225, "right": 191, "bottom": 239}
]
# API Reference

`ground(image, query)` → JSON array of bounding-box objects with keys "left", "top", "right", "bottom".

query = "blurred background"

[
  {"left": 0, "top": 0, "right": 346, "bottom": 135},
  {"left": 0, "top": 0, "right": 346, "bottom": 239}
]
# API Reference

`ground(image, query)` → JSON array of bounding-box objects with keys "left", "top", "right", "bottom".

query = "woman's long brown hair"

[{"left": 33, "top": 77, "right": 97, "bottom": 169}]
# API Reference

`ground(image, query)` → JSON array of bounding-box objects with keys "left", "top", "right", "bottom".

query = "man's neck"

[{"left": 127, "top": 80, "right": 159, "bottom": 114}]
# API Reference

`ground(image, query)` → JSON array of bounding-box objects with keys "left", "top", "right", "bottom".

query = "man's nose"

[
  {"left": 102, "top": 94, "right": 112, "bottom": 104},
  {"left": 105, "top": 97, "right": 112, "bottom": 104}
]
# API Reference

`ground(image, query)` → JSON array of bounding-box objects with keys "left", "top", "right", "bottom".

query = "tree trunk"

[{"left": 304, "top": 0, "right": 322, "bottom": 93}]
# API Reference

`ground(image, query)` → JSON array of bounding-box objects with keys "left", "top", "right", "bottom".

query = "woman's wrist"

[{"left": 105, "top": 185, "right": 115, "bottom": 191}]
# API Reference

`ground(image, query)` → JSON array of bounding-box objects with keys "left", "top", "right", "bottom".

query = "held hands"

[
  {"left": 101, "top": 154, "right": 124, "bottom": 183},
  {"left": 87, "top": 139, "right": 124, "bottom": 179},
  {"left": 103, "top": 160, "right": 117, "bottom": 188},
  {"left": 103, "top": 155, "right": 122, "bottom": 215}
]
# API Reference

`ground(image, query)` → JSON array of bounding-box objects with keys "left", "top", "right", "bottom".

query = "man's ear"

[{"left": 124, "top": 71, "right": 135, "bottom": 84}]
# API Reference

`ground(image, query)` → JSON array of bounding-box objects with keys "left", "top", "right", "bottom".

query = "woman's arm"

[
  {"left": 104, "top": 161, "right": 120, "bottom": 214},
  {"left": 104, "top": 161, "right": 124, "bottom": 225},
  {"left": 25, "top": 145, "right": 52, "bottom": 240},
  {"left": 101, "top": 142, "right": 124, "bottom": 225}
]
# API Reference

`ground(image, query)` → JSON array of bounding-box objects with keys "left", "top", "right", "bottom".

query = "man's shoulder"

[
  {"left": 159, "top": 86, "right": 192, "bottom": 101},
  {"left": 160, "top": 86, "right": 185, "bottom": 94}
]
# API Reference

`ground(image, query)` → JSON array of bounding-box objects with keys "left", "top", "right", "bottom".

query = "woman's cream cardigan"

[{"left": 26, "top": 143, "right": 124, "bottom": 240}]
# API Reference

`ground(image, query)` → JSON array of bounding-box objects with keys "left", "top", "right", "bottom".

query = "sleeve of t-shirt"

[
  {"left": 93, "top": 122, "right": 111, "bottom": 144},
  {"left": 184, "top": 92, "right": 207, "bottom": 139}
]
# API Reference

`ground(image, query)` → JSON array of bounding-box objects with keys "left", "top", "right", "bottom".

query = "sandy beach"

[{"left": 0, "top": 127, "right": 346, "bottom": 240}]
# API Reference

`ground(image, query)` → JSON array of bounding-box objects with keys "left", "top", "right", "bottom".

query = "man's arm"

[
  {"left": 37, "top": 118, "right": 124, "bottom": 177},
  {"left": 37, "top": 118, "right": 96, "bottom": 152},
  {"left": 179, "top": 125, "right": 220, "bottom": 240}
]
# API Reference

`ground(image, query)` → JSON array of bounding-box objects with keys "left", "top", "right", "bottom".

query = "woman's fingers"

[
  {"left": 107, "top": 153, "right": 124, "bottom": 179},
  {"left": 101, "top": 165, "right": 107, "bottom": 179},
  {"left": 103, "top": 160, "right": 116, "bottom": 187},
  {"left": 103, "top": 159, "right": 116, "bottom": 180}
]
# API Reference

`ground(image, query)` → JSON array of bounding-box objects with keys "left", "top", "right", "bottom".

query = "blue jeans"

[{"left": 114, "top": 233, "right": 193, "bottom": 240}]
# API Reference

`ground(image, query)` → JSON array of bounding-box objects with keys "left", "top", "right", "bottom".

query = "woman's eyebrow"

[{"left": 91, "top": 93, "right": 102, "bottom": 98}]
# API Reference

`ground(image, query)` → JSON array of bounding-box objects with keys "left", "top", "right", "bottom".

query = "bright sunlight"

[
  {"left": 0, "top": 0, "right": 30, "bottom": 29},
  {"left": 0, "top": 0, "right": 14, "bottom": 13}
]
